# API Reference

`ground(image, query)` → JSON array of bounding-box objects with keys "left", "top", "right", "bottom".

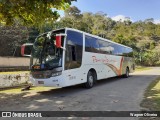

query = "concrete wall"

[
  {"left": 0, "top": 57, "right": 30, "bottom": 88},
  {"left": 0, "top": 57, "right": 30, "bottom": 67},
  {"left": 0, "top": 71, "right": 30, "bottom": 88}
]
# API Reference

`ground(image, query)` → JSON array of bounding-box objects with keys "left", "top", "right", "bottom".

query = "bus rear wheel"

[{"left": 84, "top": 71, "right": 95, "bottom": 88}]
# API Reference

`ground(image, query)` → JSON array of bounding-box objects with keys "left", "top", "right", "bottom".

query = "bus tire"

[
  {"left": 124, "top": 67, "right": 129, "bottom": 78},
  {"left": 84, "top": 71, "right": 95, "bottom": 88}
]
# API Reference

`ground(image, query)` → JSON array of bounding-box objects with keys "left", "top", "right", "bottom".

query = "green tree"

[{"left": 0, "top": 0, "right": 75, "bottom": 31}]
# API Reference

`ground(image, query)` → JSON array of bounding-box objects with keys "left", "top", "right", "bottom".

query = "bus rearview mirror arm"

[{"left": 61, "top": 47, "right": 66, "bottom": 51}]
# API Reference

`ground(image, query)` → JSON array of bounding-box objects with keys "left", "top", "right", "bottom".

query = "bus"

[{"left": 21, "top": 28, "right": 135, "bottom": 88}]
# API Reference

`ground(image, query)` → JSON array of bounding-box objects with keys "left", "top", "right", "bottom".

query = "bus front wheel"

[
  {"left": 84, "top": 71, "right": 95, "bottom": 88},
  {"left": 124, "top": 67, "right": 129, "bottom": 78}
]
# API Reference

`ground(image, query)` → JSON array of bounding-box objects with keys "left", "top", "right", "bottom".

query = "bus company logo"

[
  {"left": 92, "top": 56, "right": 116, "bottom": 64},
  {"left": 2, "top": 112, "right": 11, "bottom": 117}
]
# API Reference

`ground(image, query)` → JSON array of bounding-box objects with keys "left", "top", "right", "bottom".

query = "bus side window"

[{"left": 65, "top": 30, "right": 83, "bottom": 70}]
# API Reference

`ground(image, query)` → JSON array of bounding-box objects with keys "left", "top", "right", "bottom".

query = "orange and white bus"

[{"left": 22, "top": 28, "right": 135, "bottom": 88}]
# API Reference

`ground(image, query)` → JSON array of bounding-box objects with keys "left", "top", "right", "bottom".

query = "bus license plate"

[{"left": 38, "top": 81, "right": 44, "bottom": 84}]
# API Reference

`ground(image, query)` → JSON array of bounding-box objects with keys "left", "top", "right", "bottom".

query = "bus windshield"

[{"left": 30, "top": 30, "right": 64, "bottom": 70}]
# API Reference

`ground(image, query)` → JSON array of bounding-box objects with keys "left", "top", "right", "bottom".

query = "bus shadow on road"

[
  {"left": 38, "top": 74, "right": 157, "bottom": 96},
  {"left": 37, "top": 76, "right": 127, "bottom": 95},
  {"left": 93, "top": 75, "right": 135, "bottom": 88}
]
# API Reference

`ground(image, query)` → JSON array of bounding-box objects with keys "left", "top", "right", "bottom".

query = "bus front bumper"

[{"left": 30, "top": 75, "right": 65, "bottom": 87}]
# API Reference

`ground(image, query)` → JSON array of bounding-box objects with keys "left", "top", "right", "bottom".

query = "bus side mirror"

[
  {"left": 56, "top": 35, "right": 62, "bottom": 48},
  {"left": 55, "top": 34, "right": 67, "bottom": 50},
  {"left": 21, "top": 43, "right": 33, "bottom": 57}
]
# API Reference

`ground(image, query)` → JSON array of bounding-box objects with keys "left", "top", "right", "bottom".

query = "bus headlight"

[{"left": 52, "top": 72, "right": 62, "bottom": 77}]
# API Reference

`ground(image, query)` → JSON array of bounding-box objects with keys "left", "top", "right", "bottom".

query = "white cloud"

[
  {"left": 154, "top": 19, "right": 160, "bottom": 24},
  {"left": 111, "top": 15, "right": 132, "bottom": 22}
]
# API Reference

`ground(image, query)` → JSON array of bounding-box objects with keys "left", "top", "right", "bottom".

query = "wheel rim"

[{"left": 88, "top": 75, "right": 93, "bottom": 87}]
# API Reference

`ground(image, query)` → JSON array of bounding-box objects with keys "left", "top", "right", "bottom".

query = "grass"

[
  {"left": 0, "top": 71, "right": 30, "bottom": 74},
  {"left": 141, "top": 77, "right": 160, "bottom": 111},
  {"left": 135, "top": 66, "right": 151, "bottom": 71}
]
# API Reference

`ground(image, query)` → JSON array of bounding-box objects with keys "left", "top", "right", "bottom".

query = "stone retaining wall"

[{"left": 0, "top": 71, "right": 30, "bottom": 88}]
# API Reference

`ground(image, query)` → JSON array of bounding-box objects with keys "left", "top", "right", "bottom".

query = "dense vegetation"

[
  {"left": 51, "top": 6, "right": 160, "bottom": 66},
  {"left": 0, "top": 5, "right": 160, "bottom": 66}
]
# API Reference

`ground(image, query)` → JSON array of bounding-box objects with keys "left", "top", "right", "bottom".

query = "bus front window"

[{"left": 31, "top": 32, "right": 64, "bottom": 70}]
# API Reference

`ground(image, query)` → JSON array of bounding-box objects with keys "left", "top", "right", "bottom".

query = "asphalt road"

[{"left": 1, "top": 67, "right": 160, "bottom": 120}]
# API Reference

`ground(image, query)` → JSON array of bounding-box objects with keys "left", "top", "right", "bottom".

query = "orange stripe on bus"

[{"left": 105, "top": 57, "right": 124, "bottom": 76}]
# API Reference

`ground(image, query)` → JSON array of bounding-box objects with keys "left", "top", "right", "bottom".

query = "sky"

[{"left": 69, "top": 0, "right": 160, "bottom": 23}]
